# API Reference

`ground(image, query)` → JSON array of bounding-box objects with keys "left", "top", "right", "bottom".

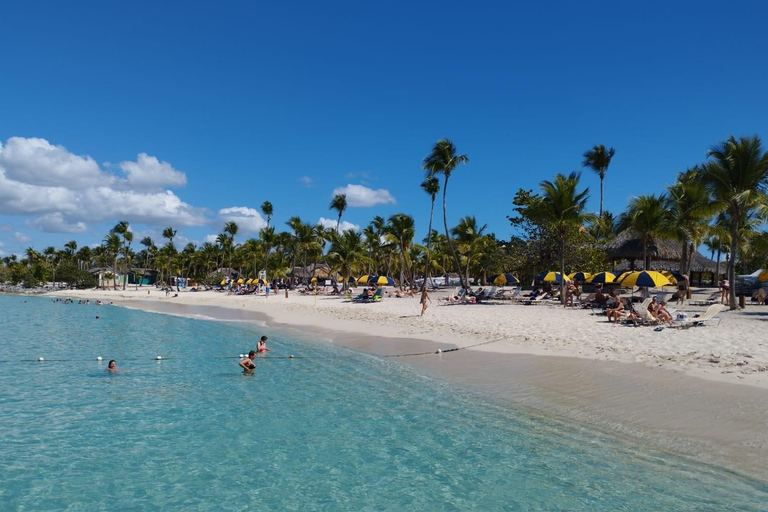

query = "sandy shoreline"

[{"left": 47, "top": 287, "right": 768, "bottom": 480}]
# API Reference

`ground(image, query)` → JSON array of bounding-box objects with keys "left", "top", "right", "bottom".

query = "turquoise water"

[{"left": 1, "top": 296, "right": 767, "bottom": 511}]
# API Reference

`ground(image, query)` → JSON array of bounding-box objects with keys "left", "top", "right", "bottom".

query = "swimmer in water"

[
  {"left": 107, "top": 360, "right": 117, "bottom": 372},
  {"left": 256, "top": 336, "right": 270, "bottom": 355},
  {"left": 239, "top": 351, "right": 257, "bottom": 373}
]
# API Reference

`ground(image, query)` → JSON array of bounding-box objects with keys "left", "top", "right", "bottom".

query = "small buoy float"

[
  {"left": 289, "top": 355, "right": 294, "bottom": 359},
  {"left": 38, "top": 357, "right": 44, "bottom": 362},
  {"left": 239, "top": 354, "right": 244, "bottom": 358},
  {"left": 97, "top": 356, "right": 102, "bottom": 361},
  {"left": 156, "top": 356, "right": 162, "bottom": 360},
  {"left": 436, "top": 349, "right": 442, "bottom": 354}
]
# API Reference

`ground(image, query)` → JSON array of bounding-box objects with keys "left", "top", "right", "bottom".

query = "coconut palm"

[
  {"left": 667, "top": 169, "right": 716, "bottom": 275},
  {"left": 162, "top": 227, "right": 177, "bottom": 286},
  {"left": 539, "top": 172, "right": 592, "bottom": 305},
  {"left": 260, "top": 201, "right": 274, "bottom": 275},
  {"left": 422, "top": 139, "right": 470, "bottom": 290},
  {"left": 103, "top": 233, "right": 121, "bottom": 289},
  {"left": 325, "top": 230, "right": 370, "bottom": 289},
  {"left": 618, "top": 194, "right": 673, "bottom": 271},
  {"left": 699, "top": 135, "right": 768, "bottom": 309},
  {"left": 582, "top": 144, "right": 616, "bottom": 217},
  {"left": 451, "top": 216, "right": 488, "bottom": 287},
  {"left": 330, "top": 194, "right": 347, "bottom": 231},
  {"left": 587, "top": 211, "right": 617, "bottom": 243},
  {"left": 384, "top": 213, "right": 415, "bottom": 287},
  {"left": 420, "top": 175, "right": 440, "bottom": 290}
]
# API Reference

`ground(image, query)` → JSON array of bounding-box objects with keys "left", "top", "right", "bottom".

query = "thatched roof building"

[{"left": 604, "top": 230, "right": 719, "bottom": 284}]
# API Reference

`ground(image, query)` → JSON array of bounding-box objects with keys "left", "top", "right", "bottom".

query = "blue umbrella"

[
  {"left": 488, "top": 273, "right": 519, "bottom": 285},
  {"left": 368, "top": 275, "right": 395, "bottom": 286},
  {"left": 536, "top": 271, "right": 570, "bottom": 283}
]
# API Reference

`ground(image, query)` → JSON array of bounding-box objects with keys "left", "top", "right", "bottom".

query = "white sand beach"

[{"left": 48, "top": 286, "right": 768, "bottom": 479}]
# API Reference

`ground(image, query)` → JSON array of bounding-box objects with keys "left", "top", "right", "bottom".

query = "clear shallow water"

[{"left": 1, "top": 296, "right": 767, "bottom": 511}]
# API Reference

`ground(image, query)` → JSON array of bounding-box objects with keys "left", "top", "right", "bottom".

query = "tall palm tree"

[
  {"left": 162, "top": 227, "right": 177, "bottom": 286},
  {"left": 261, "top": 201, "right": 274, "bottom": 275},
  {"left": 582, "top": 144, "right": 616, "bottom": 217},
  {"left": 103, "top": 233, "right": 121, "bottom": 289},
  {"left": 325, "top": 230, "right": 370, "bottom": 289},
  {"left": 539, "top": 172, "right": 591, "bottom": 305},
  {"left": 422, "top": 139, "right": 469, "bottom": 290},
  {"left": 420, "top": 176, "right": 440, "bottom": 290},
  {"left": 618, "top": 194, "right": 673, "bottom": 271},
  {"left": 330, "top": 194, "right": 347, "bottom": 231},
  {"left": 699, "top": 135, "right": 768, "bottom": 309},
  {"left": 223, "top": 221, "right": 239, "bottom": 273},
  {"left": 587, "top": 211, "right": 617, "bottom": 243},
  {"left": 702, "top": 235, "right": 723, "bottom": 283}
]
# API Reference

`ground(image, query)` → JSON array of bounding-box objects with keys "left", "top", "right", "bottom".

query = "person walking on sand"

[{"left": 420, "top": 290, "right": 431, "bottom": 316}]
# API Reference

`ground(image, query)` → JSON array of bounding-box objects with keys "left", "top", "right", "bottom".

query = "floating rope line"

[{"left": 383, "top": 336, "right": 509, "bottom": 358}]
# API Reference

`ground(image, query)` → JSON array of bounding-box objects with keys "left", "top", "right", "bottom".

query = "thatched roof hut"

[{"left": 604, "top": 230, "right": 719, "bottom": 284}]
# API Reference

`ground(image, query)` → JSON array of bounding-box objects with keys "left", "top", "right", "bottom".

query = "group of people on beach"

[{"left": 238, "top": 336, "right": 270, "bottom": 373}]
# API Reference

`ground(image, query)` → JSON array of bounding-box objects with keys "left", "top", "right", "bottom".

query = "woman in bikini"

[{"left": 239, "top": 351, "right": 257, "bottom": 373}]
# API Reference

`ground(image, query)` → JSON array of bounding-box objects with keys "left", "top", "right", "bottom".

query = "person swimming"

[
  {"left": 107, "top": 360, "right": 117, "bottom": 372},
  {"left": 239, "top": 351, "right": 257, "bottom": 373}
]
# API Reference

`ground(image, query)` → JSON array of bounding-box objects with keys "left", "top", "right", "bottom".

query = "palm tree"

[
  {"left": 539, "top": 172, "right": 591, "bottom": 305},
  {"left": 384, "top": 213, "right": 415, "bottom": 287},
  {"left": 451, "top": 216, "right": 488, "bottom": 287},
  {"left": 103, "top": 233, "right": 121, "bottom": 289},
  {"left": 223, "top": 221, "right": 239, "bottom": 273},
  {"left": 587, "top": 211, "right": 617, "bottom": 243},
  {"left": 703, "top": 235, "right": 723, "bottom": 283},
  {"left": 618, "top": 194, "right": 673, "bottom": 271},
  {"left": 667, "top": 169, "right": 716, "bottom": 275},
  {"left": 261, "top": 201, "right": 274, "bottom": 275},
  {"left": 330, "top": 194, "right": 347, "bottom": 231},
  {"left": 162, "top": 227, "right": 177, "bottom": 286},
  {"left": 325, "top": 230, "right": 370, "bottom": 289},
  {"left": 699, "top": 135, "right": 768, "bottom": 309},
  {"left": 422, "top": 139, "right": 469, "bottom": 290},
  {"left": 582, "top": 145, "right": 616, "bottom": 217},
  {"left": 420, "top": 176, "right": 440, "bottom": 290}
]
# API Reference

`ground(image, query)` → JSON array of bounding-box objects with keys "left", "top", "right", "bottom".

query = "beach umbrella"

[
  {"left": 617, "top": 270, "right": 671, "bottom": 288},
  {"left": 237, "top": 278, "right": 244, "bottom": 284},
  {"left": 256, "top": 278, "right": 268, "bottom": 285},
  {"left": 310, "top": 277, "right": 318, "bottom": 283},
  {"left": 488, "top": 273, "right": 520, "bottom": 286},
  {"left": 588, "top": 271, "right": 616, "bottom": 284},
  {"left": 245, "top": 278, "right": 253, "bottom": 285},
  {"left": 220, "top": 280, "right": 227, "bottom": 286},
  {"left": 615, "top": 271, "right": 633, "bottom": 283},
  {"left": 369, "top": 276, "right": 395, "bottom": 286},
  {"left": 567, "top": 271, "right": 592, "bottom": 282},
  {"left": 757, "top": 269, "right": 768, "bottom": 282},
  {"left": 537, "top": 271, "right": 570, "bottom": 283},
  {"left": 357, "top": 275, "right": 375, "bottom": 284}
]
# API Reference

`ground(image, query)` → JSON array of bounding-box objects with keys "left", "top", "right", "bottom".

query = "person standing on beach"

[
  {"left": 677, "top": 274, "right": 689, "bottom": 306},
  {"left": 420, "top": 290, "right": 431, "bottom": 316}
]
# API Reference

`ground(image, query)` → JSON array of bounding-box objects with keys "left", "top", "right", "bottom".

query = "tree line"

[{"left": 2, "top": 136, "right": 767, "bottom": 310}]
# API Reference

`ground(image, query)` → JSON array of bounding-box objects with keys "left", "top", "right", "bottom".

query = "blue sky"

[{"left": 2, "top": 1, "right": 768, "bottom": 256}]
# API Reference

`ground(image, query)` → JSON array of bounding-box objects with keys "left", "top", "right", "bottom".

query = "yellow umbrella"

[
  {"left": 758, "top": 269, "right": 768, "bottom": 282},
  {"left": 617, "top": 271, "right": 670, "bottom": 288},
  {"left": 237, "top": 278, "right": 244, "bottom": 284},
  {"left": 537, "top": 271, "right": 570, "bottom": 283},
  {"left": 357, "top": 275, "right": 374, "bottom": 284},
  {"left": 311, "top": 277, "right": 318, "bottom": 283},
  {"left": 220, "top": 280, "right": 227, "bottom": 286},
  {"left": 567, "top": 271, "right": 591, "bottom": 281}
]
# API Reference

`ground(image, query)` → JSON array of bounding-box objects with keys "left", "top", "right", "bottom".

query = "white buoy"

[
  {"left": 289, "top": 355, "right": 294, "bottom": 359},
  {"left": 436, "top": 349, "right": 442, "bottom": 354},
  {"left": 38, "top": 357, "right": 44, "bottom": 362},
  {"left": 97, "top": 356, "right": 103, "bottom": 361},
  {"left": 239, "top": 354, "right": 244, "bottom": 358},
  {"left": 156, "top": 355, "right": 162, "bottom": 360}
]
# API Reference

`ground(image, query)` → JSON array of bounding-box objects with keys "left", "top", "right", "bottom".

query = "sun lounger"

[
  {"left": 689, "top": 291, "right": 720, "bottom": 306},
  {"left": 634, "top": 298, "right": 660, "bottom": 326},
  {"left": 679, "top": 304, "right": 727, "bottom": 328}
]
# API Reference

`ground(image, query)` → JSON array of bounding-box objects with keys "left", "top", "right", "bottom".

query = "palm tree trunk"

[
  {"left": 680, "top": 241, "right": 689, "bottom": 275},
  {"left": 560, "top": 233, "right": 566, "bottom": 306},
  {"left": 599, "top": 177, "right": 604, "bottom": 217},
  {"left": 729, "top": 218, "right": 738, "bottom": 310},
  {"left": 422, "top": 200, "right": 436, "bottom": 292},
  {"left": 442, "top": 177, "right": 468, "bottom": 290}
]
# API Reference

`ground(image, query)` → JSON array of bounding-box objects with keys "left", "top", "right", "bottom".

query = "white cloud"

[
  {"left": 0, "top": 137, "right": 208, "bottom": 230},
  {"left": 299, "top": 176, "right": 314, "bottom": 188},
  {"left": 14, "top": 232, "right": 31, "bottom": 243},
  {"left": 0, "top": 137, "right": 109, "bottom": 188},
  {"left": 0, "top": 223, "right": 12, "bottom": 232},
  {"left": 203, "top": 234, "right": 220, "bottom": 245},
  {"left": 332, "top": 184, "right": 396, "bottom": 207},
  {"left": 25, "top": 213, "right": 87, "bottom": 233},
  {"left": 217, "top": 206, "right": 267, "bottom": 234},
  {"left": 317, "top": 217, "right": 360, "bottom": 233},
  {"left": 119, "top": 153, "right": 187, "bottom": 191}
]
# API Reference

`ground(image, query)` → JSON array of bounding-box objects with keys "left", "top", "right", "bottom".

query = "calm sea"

[{"left": 1, "top": 295, "right": 766, "bottom": 511}]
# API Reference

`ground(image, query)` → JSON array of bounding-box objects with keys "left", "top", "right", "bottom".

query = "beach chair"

[
  {"left": 634, "top": 298, "right": 659, "bottom": 326},
  {"left": 520, "top": 292, "right": 549, "bottom": 305},
  {"left": 679, "top": 304, "right": 727, "bottom": 328},
  {"left": 689, "top": 291, "right": 720, "bottom": 306}
]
